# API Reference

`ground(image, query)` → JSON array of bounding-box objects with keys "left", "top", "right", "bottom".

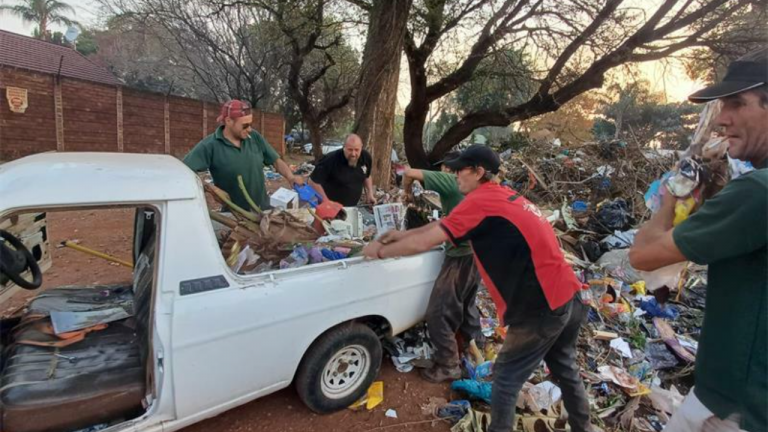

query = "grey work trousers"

[
  {"left": 426, "top": 254, "right": 483, "bottom": 368},
  {"left": 489, "top": 298, "right": 593, "bottom": 432}
]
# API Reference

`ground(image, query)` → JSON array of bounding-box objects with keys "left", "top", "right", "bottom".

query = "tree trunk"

[
  {"left": 402, "top": 37, "right": 433, "bottom": 169},
  {"left": 307, "top": 119, "right": 324, "bottom": 162},
  {"left": 403, "top": 101, "right": 431, "bottom": 168},
  {"left": 353, "top": 0, "right": 412, "bottom": 188},
  {"left": 40, "top": 15, "right": 48, "bottom": 40}
]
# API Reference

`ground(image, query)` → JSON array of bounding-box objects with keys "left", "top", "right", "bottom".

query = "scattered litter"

[
  {"left": 526, "top": 381, "right": 562, "bottom": 411},
  {"left": 279, "top": 245, "right": 309, "bottom": 269},
  {"left": 597, "top": 249, "right": 643, "bottom": 283},
  {"left": 677, "top": 334, "right": 698, "bottom": 355},
  {"left": 649, "top": 385, "right": 684, "bottom": 417},
  {"left": 598, "top": 365, "right": 639, "bottom": 391},
  {"left": 50, "top": 308, "right": 131, "bottom": 335},
  {"left": 654, "top": 318, "right": 696, "bottom": 363},
  {"left": 385, "top": 409, "right": 398, "bottom": 419},
  {"left": 437, "top": 400, "right": 471, "bottom": 424},
  {"left": 349, "top": 381, "right": 384, "bottom": 410},
  {"left": 382, "top": 324, "right": 434, "bottom": 373},
  {"left": 646, "top": 342, "right": 680, "bottom": 369},
  {"left": 593, "top": 330, "right": 619, "bottom": 341},
  {"left": 601, "top": 229, "right": 636, "bottom": 250},
  {"left": 521, "top": 416, "right": 566, "bottom": 432},
  {"left": 373, "top": 203, "right": 405, "bottom": 235},
  {"left": 451, "top": 380, "right": 492, "bottom": 403},
  {"left": 420, "top": 396, "right": 449, "bottom": 416},
  {"left": 474, "top": 361, "right": 493, "bottom": 379},
  {"left": 590, "top": 199, "right": 634, "bottom": 233},
  {"left": 450, "top": 409, "right": 491, "bottom": 432},
  {"left": 639, "top": 298, "right": 679, "bottom": 319},
  {"left": 609, "top": 338, "right": 633, "bottom": 359}
]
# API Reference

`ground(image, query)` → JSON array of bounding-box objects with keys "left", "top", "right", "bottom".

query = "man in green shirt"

[
  {"left": 630, "top": 48, "right": 767, "bottom": 432},
  {"left": 402, "top": 152, "right": 484, "bottom": 382},
  {"left": 184, "top": 100, "right": 302, "bottom": 210}
]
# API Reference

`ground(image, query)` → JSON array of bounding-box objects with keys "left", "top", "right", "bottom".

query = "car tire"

[{"left": 295, "top": 323, "right": 382, "bottom": 414}]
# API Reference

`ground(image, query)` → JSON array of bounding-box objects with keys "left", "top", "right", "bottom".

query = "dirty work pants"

[
  {"left": 489, "top": 298, "right": 592, "bottom": 432},
  {"left": 664, "top": 389, "right": 746, "bottom": 432},
  {"left": 426, "top": 254, "right": 482, "bottom": 368}
]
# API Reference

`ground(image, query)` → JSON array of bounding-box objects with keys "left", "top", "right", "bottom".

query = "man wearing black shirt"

[{"left": 309, "top": 134, "right": 375, "bottom": 206}]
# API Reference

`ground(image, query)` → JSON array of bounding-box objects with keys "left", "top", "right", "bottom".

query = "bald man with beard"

[{"left": 309, "top": 134, "right": 376, "bottom": 206}]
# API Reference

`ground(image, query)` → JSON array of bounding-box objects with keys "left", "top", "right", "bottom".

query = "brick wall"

[
  {"left": 0, "top": 67, "right": 285, "bottom": 161},
  {"left": 0, "top": 69, "right": 57, "bottom": 160}
]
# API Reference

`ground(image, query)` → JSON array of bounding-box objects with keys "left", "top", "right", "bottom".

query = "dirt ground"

[{"left": 4, "top": 208, "right": 456, "bottom": 432}]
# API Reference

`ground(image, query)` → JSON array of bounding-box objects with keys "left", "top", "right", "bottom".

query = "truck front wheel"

[{"left": 295, "top": 323, "right": 382, "bottom": 413}]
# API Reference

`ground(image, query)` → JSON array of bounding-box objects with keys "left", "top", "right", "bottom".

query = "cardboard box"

[{"left": 270, "top": 187, "right": 299, "bottom": 209}]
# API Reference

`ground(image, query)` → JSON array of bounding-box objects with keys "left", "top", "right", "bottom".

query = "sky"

[
  {"left": 0, "top": 0, "right": 101, "bottom": 35},
  {"left": 0, "top": 0, "right": 703, "bottom": 106}
]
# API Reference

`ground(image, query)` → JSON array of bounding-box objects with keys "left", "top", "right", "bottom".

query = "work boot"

[{"left": 420, "top": 364, "right": 462, "bottom": 383}]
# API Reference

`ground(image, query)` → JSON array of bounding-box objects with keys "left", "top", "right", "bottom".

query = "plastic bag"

[
  {"left": 597, "top": 249, "right": 642, "bottom": 283},
  {"left": 590, "top": 199, "right": 634, "bottom": 233},
  {"left": 451, "top": 380, "right": 492, "bottom": 403},
  {"left": 279, "top": 245, "right": 309, "bottom": 269},
  {"left": 638, "top": 262, "right": 686, "bottom": 292}
]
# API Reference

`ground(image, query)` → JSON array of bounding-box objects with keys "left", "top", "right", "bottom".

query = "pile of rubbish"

[
  {"left": 205, "top": 176, "right": 441, "bottom": 275},
  {"left": 499, "top": 139, "right": 674, "bottom": 224},
  {"left": 344, "top": 102, "right": 748, "bottom": 431}
]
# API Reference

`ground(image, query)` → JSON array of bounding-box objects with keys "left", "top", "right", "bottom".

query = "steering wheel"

[{"left": 0, "top": 229, "right": 42, "bottom": 290}]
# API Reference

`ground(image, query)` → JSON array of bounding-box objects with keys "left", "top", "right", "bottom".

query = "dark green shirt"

[
  {"left": 422, "top": 171, "right": 472, "bottom": 257},
  {"left": 673, "top": 168, "right": 768, "bottom": 432},
  {"left": 184, "top": 126, "right": 279, "bottom": 210}
]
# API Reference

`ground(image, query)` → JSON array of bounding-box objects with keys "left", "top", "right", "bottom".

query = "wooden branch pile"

[{"left": 204, "top": 183, "right": 319, "bottom": 265}]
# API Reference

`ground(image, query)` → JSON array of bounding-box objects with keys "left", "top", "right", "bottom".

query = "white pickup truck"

[{"left": 0, "top": 153, "right": 444, "bottom": 432}]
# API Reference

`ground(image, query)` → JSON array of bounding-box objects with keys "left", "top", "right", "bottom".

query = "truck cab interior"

[{"left": 0, "top": 208, "right": 158, "bottom": 432}]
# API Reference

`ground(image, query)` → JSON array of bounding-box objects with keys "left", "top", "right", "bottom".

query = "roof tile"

[{"left": 0, "top": 29, "right": 121, "bottom": 86}]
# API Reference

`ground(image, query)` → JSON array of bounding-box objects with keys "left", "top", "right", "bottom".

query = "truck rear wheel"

[{"left": 295, "top": 323, "right": 382, "bottom": 413}]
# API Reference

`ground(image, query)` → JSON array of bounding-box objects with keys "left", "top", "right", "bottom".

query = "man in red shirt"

[{"left": 363, "top": 145, "right": 593, "bottom": 432}]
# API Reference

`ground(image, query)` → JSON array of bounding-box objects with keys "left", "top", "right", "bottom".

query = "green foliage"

[
  {"left": 592, "top": 80, "right": 702, "bottom": 149},
  {"left": 424, "top": 48, "right": 535, "bottom": 149},
  {"left": 495, "top": 129, "right": 531, "bottom": 152},
  {"left": 424, "top": 111, "right": 459, "bottom": 150},
  {"left": 455, "top": 49, "right": 536, "bottom": 115},
  {"left": 75, "top": 29, "right": 99, "bottom": 56},
  {"left": 626, "top": 318, "right": 647, "bottom": 350}
]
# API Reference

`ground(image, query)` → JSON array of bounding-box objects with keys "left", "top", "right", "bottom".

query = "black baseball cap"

[
  {"left": 444, "top": 145, "right": 501, "bottom": 174},
  {"left": 434, "top": 151, "right": 461, "bottom": 167},
  {"left": 688, "top": 56, "right": 768, "bottom": 103}
]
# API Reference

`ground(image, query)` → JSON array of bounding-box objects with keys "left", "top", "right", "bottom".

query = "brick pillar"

[
  {"left": 202, "top": 101, "right": 208, "bottom": 137},
  {"left": 164, "top": 97, "right": 170, "bottom": 154},
  {"left": 116, "top": 87, "right": 124, "bottom": 152},
  {"left": 54, "top": 78, "right": 65, "bottom": 151}
]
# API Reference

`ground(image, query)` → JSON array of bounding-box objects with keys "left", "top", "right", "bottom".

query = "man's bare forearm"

[
  {"left": 274, "top": 159, "right": 296, "bottom": 183},
  {"left": 308, "top": 178, "right": 329, "bottom": 201},
  {"left": 379, "top": 225, "right": 445, "bottom": 258}
]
